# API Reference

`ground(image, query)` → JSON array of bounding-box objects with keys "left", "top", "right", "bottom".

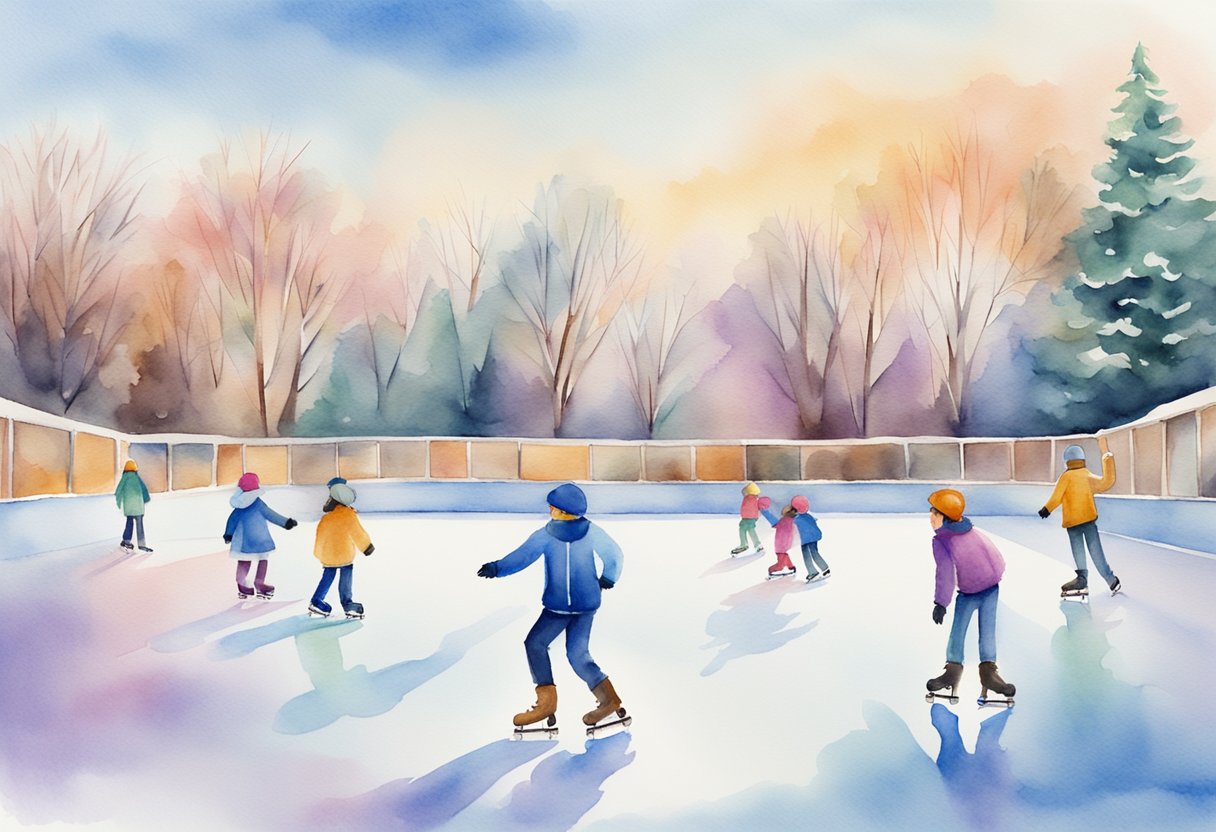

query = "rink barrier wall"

[{"left": 2, "top": 394, "right": 1216, "bottom": 500}]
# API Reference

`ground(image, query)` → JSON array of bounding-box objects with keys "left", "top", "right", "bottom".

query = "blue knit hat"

[
  {"left": 327, "top": 476, "right": 347, "bottom": 487},
  {"left": 547, "top": 483, "right": 587, "bottom": 517},
  {"left": 1063, "top": 444, "right": 1085, "bottom": 462}
]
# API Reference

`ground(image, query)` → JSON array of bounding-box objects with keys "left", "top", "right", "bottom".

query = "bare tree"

[
  {"left": 423, "top": 191, "right": 496, "bottom": 314},
  {"left": 743, "top": 211, "right": 852, "bottom": 437},
  {"left": 500, "top": 178, "right": 643, "bottom": 435},
  {"left": 0, "top": 124, "right": 145, "bottom": 412},
  {"left": 355, "top": 237, "right": 429, "bottom": 418},
  {"left": 843, "top": 192, "right": 905, "bottom": 435},
  {"left": 617, "top": 270, "right": 701, "bottom": 436},
  {"left": 166, "top": 131, "right": 353, "bottom": 435},
  {"left": 898, "top": 126, "right": 1080, "bottom": 429}
]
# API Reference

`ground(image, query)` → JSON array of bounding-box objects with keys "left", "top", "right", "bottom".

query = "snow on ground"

[{"left": 2, "top": 506, "right": 1216, "bottom": 831}]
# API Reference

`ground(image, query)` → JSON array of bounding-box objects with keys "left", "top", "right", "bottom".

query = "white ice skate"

[{"left": 766, "top": 567, "right": 796, "bottom": 580}]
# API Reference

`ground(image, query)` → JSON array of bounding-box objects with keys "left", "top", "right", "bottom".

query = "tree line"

[{"left": 2, "top": 45, "right": 1214, "bottom": 439}]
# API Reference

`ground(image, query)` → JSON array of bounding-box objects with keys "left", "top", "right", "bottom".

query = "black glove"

[
  {"left": 932, "top": 604, "right": 947, "bottom": 625},
  {"left": 223, "top": 534, "right": 232, "bottom": 544},
  {"left": 599, "top": 576, "right": 615, "bottom": 590},
  {"left": 1037, "top": 507, "right": 1050, "bottom": 519},
  {"left": 477, "top": 562, "right": 497, "bottom": 578},
  {"left": 285, "top": 518, "right": 298, "bottom": 530},
  {"left": 363, "top": 543, "right": 375, "bottom": 556}
]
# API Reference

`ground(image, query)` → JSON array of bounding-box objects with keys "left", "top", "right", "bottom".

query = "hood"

[
  {"left": 936, "top": 516, "right": 973, "bottom": 536},
  {"left": 230, "top": 488, "right": 264, "bottom": 509},
  {"left": 546, "top": 518, "right": 590, "bottom": 542}
]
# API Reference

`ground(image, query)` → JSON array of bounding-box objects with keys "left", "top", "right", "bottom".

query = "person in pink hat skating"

[{"left": 222, "top": 472, "right": 298, "bottom": 599}]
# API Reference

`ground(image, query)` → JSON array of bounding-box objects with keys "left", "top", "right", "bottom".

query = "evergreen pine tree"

[{"left": 1046, "top": 43, "right": 1216, "bottom": 422}]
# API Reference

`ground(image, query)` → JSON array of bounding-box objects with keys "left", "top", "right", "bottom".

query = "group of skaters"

[
  {"left": 111, "top": 433, "right": 1122, "bottom": 732},
  {"left": 733, "top": 436, "right": 1122, "bottom": 706}
]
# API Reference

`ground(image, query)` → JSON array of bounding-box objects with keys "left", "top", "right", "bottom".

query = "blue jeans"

[
  {"left": 122, "top": 515, "right": 146, "bottom": 547},
  {"left": 524, "top": 608, "right": 606, "bottom": 689},
  {"left": 312, "top": 565, "right": 354, "bottom": 611},
  {"left": 800, "top": 542, "right": 829, "bottom": 574},
  {"left": 946, "top": 584, "right": 999, "bottom": 664},
  {"left": 1067, "top": 521, "right": 1115, "bottom": 583}
]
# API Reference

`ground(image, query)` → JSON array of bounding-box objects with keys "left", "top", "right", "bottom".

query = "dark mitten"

[
  {"left": 477, "top": 562, "right": 497, "bottom": 578},
  {"left": 932, "top": 603, "right": 947, "bottom": 625},
  {"left": 223, "top": 534, "right": 233, "bottom": 544},
  {"left": 1037, "top": 507, "right": 1050, "bottom": 519},
  {"left": 599, "top": 576, "right": 615, "bottom": 590},
  {"left": 285, "top": 518, "right": 298, "bottom": 530},
  {"left": 363, "top": 543, "right": 375, "bottom": 556}
]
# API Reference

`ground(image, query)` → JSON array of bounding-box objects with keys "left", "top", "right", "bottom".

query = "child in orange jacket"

[
  {"left": 1038, "top": 435, "right": 1120, "bottom": 595},
  {"left": 309, "top": 478, "right": 375, "bottom": 619}
]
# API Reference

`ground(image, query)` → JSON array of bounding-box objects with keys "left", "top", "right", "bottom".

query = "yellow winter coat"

[
  {"left": 1044, "top": 455, "right": 1116, "bottom": 528},
  {"left": 313, "top": 505, "right": 372, "bottom": 567}
]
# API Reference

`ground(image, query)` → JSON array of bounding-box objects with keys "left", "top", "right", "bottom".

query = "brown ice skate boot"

[
  {"left": 513, "top": 684, "right": 557, "bottom": 727},
  {"left": 582, "top": 678, "right": 624, "bottom": 726}
]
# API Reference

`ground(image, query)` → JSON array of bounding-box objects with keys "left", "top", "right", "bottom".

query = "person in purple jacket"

[{"left": 925, "top": 488, "right": 1016, "bottom": 700}]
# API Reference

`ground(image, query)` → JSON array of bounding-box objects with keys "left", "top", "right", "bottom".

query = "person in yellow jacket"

[
  {"left": 1038, "top": 435, "right": 1121, "bottom": 596},
  {"left": 309, "top": 478, "right": 375, "bottom": 619}
]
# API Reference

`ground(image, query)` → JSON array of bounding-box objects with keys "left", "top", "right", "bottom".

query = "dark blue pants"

[
  {"left": 524, "top": 608, "right": 606, "bottom": 689},
  {"left": 311, "top": 565, "right": 354, "bottom": 611},
  {"left": 122, "top": 515, "right": 146, "bottom": 547}
]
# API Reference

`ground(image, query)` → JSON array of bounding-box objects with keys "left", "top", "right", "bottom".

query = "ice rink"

[{"left": 3, "top": 508, "right": 1216, "bottom": 831}]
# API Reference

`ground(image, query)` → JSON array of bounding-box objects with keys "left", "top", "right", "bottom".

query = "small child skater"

[
  {"left": 790, "top": 495, "right": 830, "bottom": 582},
  {"left": 309, "top": 479, "right": 375, "bottom": 619},
  {"left": 223, "top": 472, "right": 297, "bottom": 599},
  {"left": 114, "top": 459, "right": 153, "bottom": 552},
  {"left": 924, "top": 488, "right": 1016, "bottom": 703},
  {"left": 758, "top": 496, "right": 797, "bottom": 578},
  {"left": 730, "top": 482, "right": 766, "bottom": 556}
]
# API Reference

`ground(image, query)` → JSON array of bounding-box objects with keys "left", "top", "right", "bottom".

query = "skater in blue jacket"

[
  {"left": 477, "top": 483, "right": 627, "bottom": 734},
  {"left": 222, "top": 472, "right": 297, "bottom": 599},
  {"left": 790, "top": 495, "right": 830, "bottom": 582}
]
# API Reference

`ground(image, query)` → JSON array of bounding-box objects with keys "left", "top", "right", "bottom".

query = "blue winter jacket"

[
  {"left": 224, "top": 489, "right": 290, "bottom": 555},
  {"left": 491, "top": 519, "right": 623, "bottom": 613},
  {"left": 793, "top": 512, "right": 823, "bottom": 544}
]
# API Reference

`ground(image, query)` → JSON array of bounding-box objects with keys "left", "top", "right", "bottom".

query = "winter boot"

[
  {"left": 926, "top": 662, "right": 964, "bottom": 693},
  {"left": 1061, "top": 569, "right": 1088, "bottom": 593},
  {"left": 583, "top": 678, "right": 624, "bottom": 726},
  {"left": 979, "top": 661, "right": 1016, "bottom": 696},
  {"left": 513, "top": 685, "right": 558, "bottom": 727}
]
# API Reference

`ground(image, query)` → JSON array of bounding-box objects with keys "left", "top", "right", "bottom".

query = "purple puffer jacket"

[{"left": 932, "top": 517, "right": 1005, "bottom": 608}]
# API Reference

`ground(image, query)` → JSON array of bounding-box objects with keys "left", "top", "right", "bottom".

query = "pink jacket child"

[
  {"left": 730, "top": 482, "right": 766, "bottom": 555},
  {"left": 758, "top": 498, "right": 798, "bottom": 577}
]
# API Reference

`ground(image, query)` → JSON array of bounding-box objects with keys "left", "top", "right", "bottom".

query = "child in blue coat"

[
  {"left": 222, "top": 472, "right": 297, "bottom": 599},
  {"left": 791, "top": 495, "right": 830, "bottom": 582},
  {"left": 477, "top": 483, "right": 626, "bottom": 732}
]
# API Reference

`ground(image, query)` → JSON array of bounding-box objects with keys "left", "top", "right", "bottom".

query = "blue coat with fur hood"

[
  {"left": 490, "top": 519, "right": 623, "bottom": 613},
  {"left": 224, "top": 489, "right": 291, "bottom": 555}
]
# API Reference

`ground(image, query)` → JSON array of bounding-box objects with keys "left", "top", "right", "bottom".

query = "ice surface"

[{"left": 2, "top": 506, "right": 1215, "bottom": 831}]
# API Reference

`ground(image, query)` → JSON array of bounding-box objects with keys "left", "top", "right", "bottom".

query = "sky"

[{"left": 2, "top": 0, "right": 1216, "bottom": 261}]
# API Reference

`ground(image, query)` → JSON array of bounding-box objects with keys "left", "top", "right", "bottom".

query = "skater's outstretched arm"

[
  {"left": 759, "top": 507, "right": 780, "bottom": 527},
  {"left": 490, "top": 529, "right": 548, "bottom": 577},
  {"left": 258, "top": 501, "right": 292, "bottom": 529},
  {"left": 1094, "top": 450, "right": 1116, "bottom": 493}
]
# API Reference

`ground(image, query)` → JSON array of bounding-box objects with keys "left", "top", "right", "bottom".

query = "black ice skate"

[
  {"left": 255, "top": 585, "right": 275, "bottom": 599},
  {"left": 805, "top": 569, "right": 831, "bottom": 583},
  {"left": 925, "top": 661, "right": 964, "bottom": 705},
  {"left": 1108, "top": 576, "right": 1122, "bottom": 597},
  {"left": 344, "top": 602, "right": 365, "bottom": 620},
  {"left": 512, "top": 685, "right": 559, "bottom": 740},
  {"left": 730, "top": 545, "right": 748, "bottom": 556},
  {"left": 138, "top": 546, "right": 154, "bottom": 553},
  {"left": 120, "top": 540, "right": 134, "bottom": 550},
  {"left": 307, "top": 602, "right": 332, "bottom": 618},
  {"left": 1060, "top": 569, "right": 1089, "bottom": 602},
  {"left": 977, "top": 661, "right": 1015, "bottom": 708}
]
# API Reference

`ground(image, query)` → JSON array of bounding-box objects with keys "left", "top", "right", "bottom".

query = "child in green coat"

[{"left": 114, "top": 459, "right": 153, "bottom": 552}]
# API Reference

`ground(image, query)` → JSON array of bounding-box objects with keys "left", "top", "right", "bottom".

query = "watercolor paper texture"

[{"left": 3, "top": 2, "right": 1216, "bottom": 831}]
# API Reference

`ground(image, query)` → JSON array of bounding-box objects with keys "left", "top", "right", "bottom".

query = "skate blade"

[
  {"left": 344, "top": 612, "right": 365, "bottom": 620},
  {"left": 307, "top": 609, "right": 331, "bottom": 618},
  {"left": 977, "top": 696, "right": 1015, "bottom": 709},
  {"left": 1060, "top": 590, "right": 1089, "bottom": 603},
  {"left": 766, "top": 570, "right": 796, "bottom": 580},
  {"left": 512, "top": 714, "right": 558, "bottom": 741},
  {"left": 255, "top": 592, "right": 275, "bottom": 600},
  {"left": 585, "top": 710, "right": 632, "bottom": 738},
  {"left": 925, "top": 691, "right": 960, "bottom": 705}
]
